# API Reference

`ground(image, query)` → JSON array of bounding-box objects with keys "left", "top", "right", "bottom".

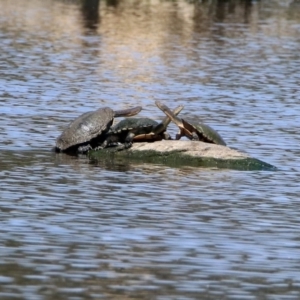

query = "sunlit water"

[{"left": 0, "top": 0, "right": 300, "bottom": 299}]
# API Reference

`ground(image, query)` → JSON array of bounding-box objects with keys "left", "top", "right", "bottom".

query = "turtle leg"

[
  {"left": 175, "top": 129, "right": 185, "bottom": 140},
  {"left": 114, "top": 142, "right": 131, "bottom": 151},
  {"left": 162, "top": 132, "right": 172, "bottom": 140},
  {"left": 77, "top": 144, "right": 92, "bottom": 153},
  {"left": 95, "top": 134, "right": 121, "bottom": 150},
  {"left": 104, "top": 132, "right": 134, "bottom": 151},
  {"left": 191, "top": 132, "right": 200, "bottom": 141},
  {"left": 175, "top": 133, "right": 181, "bottom": 140},
  {"left": 113, "top": 135, "right": 133, "bottom": 151},
  {"left": 122, "top": 132, "right": 135, "bottom": 149}
]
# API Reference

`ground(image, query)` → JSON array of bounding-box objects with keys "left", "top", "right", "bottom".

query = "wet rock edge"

[{"left": 88, "top": 140, "right": 277, "bottom": 171}]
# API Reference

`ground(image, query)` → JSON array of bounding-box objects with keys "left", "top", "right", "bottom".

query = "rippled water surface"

[{"left": 1, "top": 0, "right": 300, "bottom": 299}]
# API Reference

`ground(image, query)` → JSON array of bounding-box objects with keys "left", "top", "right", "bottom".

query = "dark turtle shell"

[
  {"left": 182, "top": 119, "right": 226, "bottom": 146},
  {"left": 55, "top": 106, "right": 142, "bottom": 152},
  {"left": 108, "top": 118, "right": 160, "bottom": 145},
  {"left": 111, "top": 118, "right": 159, "bottom": 136},
  {"left": 155, "top": 101, "right": 226, "bottom": 146},
  {"left": 105, "top": 104, "right": 184, "bottom": 149}
]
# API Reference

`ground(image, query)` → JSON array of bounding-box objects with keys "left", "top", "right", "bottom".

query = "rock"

[
  {"left": 131, "top": 140, "right": 246, "bottom": 159},
  {"left": 89, "top": 140, "right": 277, "bottom": 171}
]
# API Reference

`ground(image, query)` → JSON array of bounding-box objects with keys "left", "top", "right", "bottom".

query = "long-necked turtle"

[
  {"left": 55, "top": 106, "right": 142, "bottom": 153},
  {"left": 155, "top": 101, "right": 226, "bottom": 146},
  {"left": 105, "top": 104, "right": 184, "bottom": 150}
]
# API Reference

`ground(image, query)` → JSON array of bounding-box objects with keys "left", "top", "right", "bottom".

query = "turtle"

[
  {"left": 55, "top": 105, "right": 142, "bottom": 153},
  {"left": 105, "top": 104, "right": 184, "bottom": 150},
  {"left": 155, "top": 100, "right": 226, "bottom": 146}
]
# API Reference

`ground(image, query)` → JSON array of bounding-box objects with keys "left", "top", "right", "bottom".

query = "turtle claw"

[
  {"left": 113, "top": 142, "right": 132, "bottom": 151},
  {"left": 93, "top": 145, "right": 104, "bottom": 151},
  {"left": 77, "top": 144, "right": 92, "bottom": 153}
]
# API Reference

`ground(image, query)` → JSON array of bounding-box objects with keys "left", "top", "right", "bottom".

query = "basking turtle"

[
  {"left": 155, "top": 101, "right": 226, "bottom": 146},
  {"left": 55, "top": 106, "right": 142, "bottom": 153},
  {"left": 105, "top": 104, "right": 184, "bottom": 149}
]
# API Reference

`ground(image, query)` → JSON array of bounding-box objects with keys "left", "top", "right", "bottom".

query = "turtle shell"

[
  {"left": 182, "top": 119, "right": 226, "bottom": 146},
  {"left": 110, "top": 118, "right": 158, "bottom": 136},
  {"left": 56, "top": 107, "right": 114, "bottom": 151}
]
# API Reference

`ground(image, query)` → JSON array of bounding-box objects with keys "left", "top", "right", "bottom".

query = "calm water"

[{"left": 1, "top": 0, "right": 300, "bottom": 299}]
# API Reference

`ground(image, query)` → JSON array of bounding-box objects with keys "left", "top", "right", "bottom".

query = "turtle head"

[{"left": 154, "top": 101, "right": 184, "bottom": 132}]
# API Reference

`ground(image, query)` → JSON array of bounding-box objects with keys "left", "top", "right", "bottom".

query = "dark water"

[{"left": 1, "top": 0, "right": 300, "bottom": 299}]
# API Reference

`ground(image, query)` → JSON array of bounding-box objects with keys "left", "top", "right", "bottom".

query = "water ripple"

[{"left": 0, "top": 0, "right": 300, "bottom": 299}]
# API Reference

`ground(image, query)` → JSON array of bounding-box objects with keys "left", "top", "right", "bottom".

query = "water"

[{"left": 0, "top": 0, "right": 300, "bottom": 299}]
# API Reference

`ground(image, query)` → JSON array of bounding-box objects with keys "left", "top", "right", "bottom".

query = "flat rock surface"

[{"left": 130, "top": 140, "right": 248, "bottom": 160}]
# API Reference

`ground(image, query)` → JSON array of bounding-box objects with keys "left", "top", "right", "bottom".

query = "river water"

[{"left": 1, "top": 0, "right": 300, "bottom": 299}]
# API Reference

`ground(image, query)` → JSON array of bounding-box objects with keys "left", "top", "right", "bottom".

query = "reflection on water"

[
  {"left": 80, "top": 0, "right": 100, "bottom": 30},
  {"left": 1, "top": 0, "right": 300, "bottom": 299}
]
